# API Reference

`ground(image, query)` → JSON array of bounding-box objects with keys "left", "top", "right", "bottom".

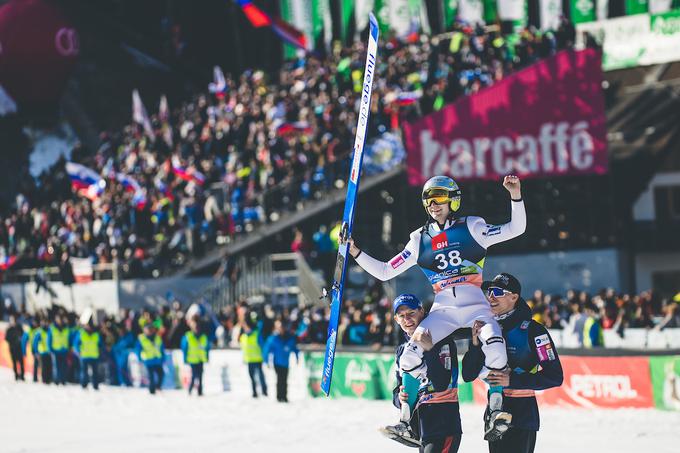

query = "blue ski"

[{"left": 321, "top": 12, "right": 379, "bottom": 396}]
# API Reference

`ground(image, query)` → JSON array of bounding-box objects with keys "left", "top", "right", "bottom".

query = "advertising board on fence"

[
  {"left": 402, "top": 49, "right": 607, "bottom": 185},
  {"left": 576, "top": 9, "right": 680, "bottom": 71},
  {"left": 474, "top": 356, "right": 656, "bottom": 408},
  {"left": 305, "top": 351, "right": 474, "bottom": 402},
  {"left": 649, "top": 355, "right": 680, "bottom": 410}
]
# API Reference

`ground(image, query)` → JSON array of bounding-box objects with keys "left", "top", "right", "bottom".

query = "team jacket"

[
  {"left": 393, "top": 334, "right": 462, "bottom": 442},
  {"left": 356, "top": 200, "right": 526, "bottom": 292},
  {"left": 462, "top": 299, "right": 563, "bottom": 431}
]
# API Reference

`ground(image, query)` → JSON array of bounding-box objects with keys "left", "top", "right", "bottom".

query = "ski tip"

[{"left": 368, "top": 12, "right": 378, "bottom": 30}]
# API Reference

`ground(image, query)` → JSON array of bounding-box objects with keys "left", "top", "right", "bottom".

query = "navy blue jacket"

[
  {"left": 393, "top": 334, "right": 462, "bottom": 442},
  {"left": 462, "top": 299, "right": 563, "bottom": 431}
]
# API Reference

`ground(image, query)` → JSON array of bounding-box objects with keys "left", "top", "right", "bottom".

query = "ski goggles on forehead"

[
  {"left": 422, "top": 189, "right": 452, "bottom": 207},
  {"left": 487, "top": 287, "right": 512, "bottom": 297}
]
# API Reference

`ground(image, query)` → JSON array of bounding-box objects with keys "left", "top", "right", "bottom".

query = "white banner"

[
  {"left": 648, "top": 0, "right": 672, "bottom": 13},
  {"left": 458, "top": 0, "right": 485, "bottom": 24},
  {"left": 354, "top": 0, "right": 375, "bottom": 36},
  {"left": 596, "top": 0, "right": 609, "bottom": 20},
  {"left": 540, "top": 0, "right": 562, "bottom": 30},
  {"left": 577, "top": 12, "right": 680, "bottom": 70},
  {"left": 498, "top": 0, "right": 525, "bottom": 21},
  {"left": 71, "top": 257, "right": 94, "bottom": 283}
]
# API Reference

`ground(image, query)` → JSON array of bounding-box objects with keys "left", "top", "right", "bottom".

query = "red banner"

[
  {"left": 473, "top": 356, "right": 654, "bottom": 409},
  {"left": 403, "top": 49, "right": 608, "bottom": 185}
]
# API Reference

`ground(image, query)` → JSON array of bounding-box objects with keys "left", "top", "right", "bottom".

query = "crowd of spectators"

[
  {"left": 2, "top": 283, "right": 679, "bottom": 386},
  {"left": 0, "top": 21, "right": 576, "bottom": 279},
  {"left": 212, "top": 287, "right": 680, "bottom": 350}
]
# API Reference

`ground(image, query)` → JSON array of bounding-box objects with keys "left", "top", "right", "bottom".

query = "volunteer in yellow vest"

[
  {"left": 239, "top": 313, "right": 267, "bottom": 398},
  {"left": 135, "top": 323, "right": 165, "bottom": 394},
  {"left": 74, "top": 321, "right": 103, "bottom": 390},
  {"left": 48, "top": 314, "right": 70, "bottom": 385},
  {"left": 32, "top": 317, "right": 53, "bottom": 384},
  {"left": 181, "top": 316, "right": 210, "bottom": 396}
]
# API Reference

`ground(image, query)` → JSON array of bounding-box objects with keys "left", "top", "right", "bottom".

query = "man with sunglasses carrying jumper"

[
  {"left": 346, "top": 175, "right": 525, "bottom": 440},
  {"left": 463, "top": 273, "right": 563, "bottom": 453}
]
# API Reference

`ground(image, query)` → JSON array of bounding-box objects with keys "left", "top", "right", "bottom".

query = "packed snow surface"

[{"left": 1, "top": 369, "right": 678, "bottom": 452}]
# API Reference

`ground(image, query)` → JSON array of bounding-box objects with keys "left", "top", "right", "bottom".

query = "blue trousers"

[
  {"left": 146, "top": 364, "right": 164, "bottom": 394},
  {"left": 247, "top": 362, "right": 267, "bottom": 397},
  {"left": 189, "top": 363, "right": 204, "bottom": 395},
  {"left": 53, "top": 352, "right": 68, "bottom": 385},
  {"left": 80, "top": 358, "right": 100, "bottom": 389}
]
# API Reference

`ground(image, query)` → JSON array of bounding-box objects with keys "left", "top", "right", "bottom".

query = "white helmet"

[{"left": 421, "top": 176, "right": 461, "bottom": 213}]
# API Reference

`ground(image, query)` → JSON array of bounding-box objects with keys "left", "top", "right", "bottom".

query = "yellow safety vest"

[
  {"left": 138, "top": 334, "right": 163, "bottom": 361},
  {"left": 50, "top": 326, "right": 70, "bottom": 351},
  {"left": 79, "top": 330, "right": 100, "bottom": 359},
  {"left": 185, "top": 331, "right": 208, "bottom": 364},
  {"left": 35, "top": 328, "right": 49, "bottom": 354},
  {"left": 240, "top": 330, "right": 263, "bottom": 363}
]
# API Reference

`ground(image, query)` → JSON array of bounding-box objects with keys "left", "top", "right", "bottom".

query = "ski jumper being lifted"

[{"left": 346, "top": 174, "right": 526, "bottom": 436}]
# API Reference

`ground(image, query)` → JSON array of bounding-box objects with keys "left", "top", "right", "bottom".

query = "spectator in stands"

[
  {"left": 263, "top": 320, "right": 299, "bottom": 403},
  {"left": 4, "top": 315, "right": 26, "bottom": 381},
  {"left": 581, "top": 302, "right": 604, "bottom": 348},
  {"left": 657, "top": 295, "right": 680, "bottom": 330}
]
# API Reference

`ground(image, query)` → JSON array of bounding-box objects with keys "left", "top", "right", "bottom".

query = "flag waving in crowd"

[
  {"left": 132, "top": 89, "right": 154, "bottom": 141},
  {"left": 66, "top": 162, "right": 106, "bottom": 201}
]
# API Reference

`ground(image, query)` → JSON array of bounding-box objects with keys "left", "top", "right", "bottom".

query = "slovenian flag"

[
  {"left": 171, "top": 157, "right": 205, "bottom": 186},
  {"left": 395, "top": 91, "right": 422, "bottom": 106},
  {"left": 155, "top": 177, "right": 175, "bottom": 201},
  {"left": 208, "top": 66, "right": 228, "bottom": 96},
  {"left": 276, "top": 121, "right": 312, "bottom": 136},
  {"left": 66, "top": 162, "right": 106, "bottom": 200},
  {"left": 236, "top": 1, "right": 306, "bottom": 50},
  {"left": 237, "top": 0, "right": 271, "bottom": 27},
  {"left": 116, "top": 173, "right": 147, "bottom": 209},
  {"left": 0, "top": 255, "right": 17, "bottom": 271},
  {"left": 271, "top": 17, "right": 307, "bottom": 50}
]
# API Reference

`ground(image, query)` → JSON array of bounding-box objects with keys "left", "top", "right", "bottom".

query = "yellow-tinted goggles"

[
  {"left": 422, "top": 195, "right": 451, "bottom": 207},
  {"left": 422, "top": 188, "right": 451, "bottom": 207}
]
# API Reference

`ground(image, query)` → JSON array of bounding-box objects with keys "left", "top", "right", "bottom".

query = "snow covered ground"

[{"left": 1, "top": 368, "right": 679, "bottom": 453}]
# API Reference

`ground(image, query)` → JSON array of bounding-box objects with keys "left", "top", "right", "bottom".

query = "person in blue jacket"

[
  {"left": 463, "top": 273, "right": 564, "bottom": 452},
  {"left": 381, "top": 294, "right": 462, "bottom": 452},
  {"left": 135, "top": 322, "right": 165, "bottom": 394},
  {"left": 263, "top": 320, "right": 299, "bottom": 402},
  {"left": 47, "top": 314, "right": 70, "bottom": 385},
  {"left": 112, "top": 322, "right": 135, "bottom": 386},
  {"left": 32, "top": 317, "right": 52, "bottom": 384},
  {"left": 73, "top": 320, "right": 103, "bottom": 390},
  {"left": 181, "top": 316, "right": 210, "bottom": 396}
]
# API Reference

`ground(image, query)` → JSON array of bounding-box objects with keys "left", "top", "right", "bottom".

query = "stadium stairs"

[{"left": 178, "top": 165, "right": 405, "bottom": 276}]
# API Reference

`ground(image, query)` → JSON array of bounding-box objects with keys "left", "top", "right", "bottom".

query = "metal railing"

[{"left": 2, "top": 262, "right": 119, "bottom": 284}]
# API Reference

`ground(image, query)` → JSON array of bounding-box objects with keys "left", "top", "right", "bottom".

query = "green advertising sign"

[
  {"left": 649, "top": 355, "right": 680, "bottom": 410},
  {"left": 651, "top": 7, "right": 680, "bottom": 33},
  {"left": 305, "top": 351, "right": 474, "bottom": 403},
  {"left": 571, "top": 0, "right": 597, "bottom": 23},
  {"left": 626, "top": 0, "right": 649, "bottom": 14},
  {"left": 443, "top": 0, "right": 460, "bottom": 29}
]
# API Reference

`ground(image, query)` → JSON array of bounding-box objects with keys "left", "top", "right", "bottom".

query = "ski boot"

[
  {"left": 483, "top": 404, "right": 512, "bottom": 442},
  {"left": 379, "top": 422, "right": 421, "bottom": 448}
]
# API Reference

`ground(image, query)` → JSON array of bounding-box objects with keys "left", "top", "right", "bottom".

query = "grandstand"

[{"left": 1, "top": 1, "right": 680, "bottom": 452}]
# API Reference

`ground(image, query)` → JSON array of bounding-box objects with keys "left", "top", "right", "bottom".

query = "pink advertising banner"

[{"left": 402, "top": 49, "right": 608, "bottom": 185}]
